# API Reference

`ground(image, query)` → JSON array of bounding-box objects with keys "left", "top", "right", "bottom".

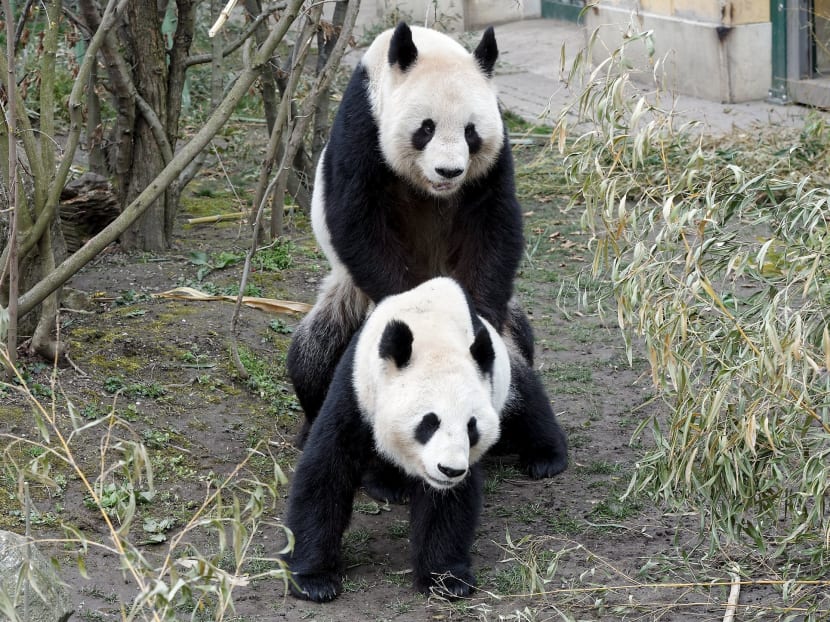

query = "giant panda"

[
  {"left": 283, "top": 278, "right": 510, "bottom": 602},
  {"left": 286, "top": 22, "right": 567, "bottom": 481}
]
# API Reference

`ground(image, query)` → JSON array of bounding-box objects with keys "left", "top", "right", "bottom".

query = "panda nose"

[
  {"left": 435, "top": 167, "right": 463, "bottom": 179},
  {"left": 437, "top": 464, "right": 467, "bottom": 479}
]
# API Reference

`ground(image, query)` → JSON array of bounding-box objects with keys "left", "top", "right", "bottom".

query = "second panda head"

[
  {"left": 366, "top": 23, "right": 504, "bottom": 198},
  {"left": 369, "top": 316, "right": 502, "bottom": 490}
]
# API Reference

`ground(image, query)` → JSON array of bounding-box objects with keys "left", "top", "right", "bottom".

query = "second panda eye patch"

[
  {"left": 412, "top": 119, "right": 436, "bottom": 150},
  {"left": 465, "top": 123, "right": 482, "bottom": 154},
  {"left": 415, "top": 412, "right": 440, "bottom": 444},
  {"left": 467, "top": 417, "right": 480, "bottom": 446}
]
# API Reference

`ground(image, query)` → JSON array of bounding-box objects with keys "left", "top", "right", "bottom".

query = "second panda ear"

[
  {"left": 470, "top": 326, "right": 495, "bottom": 376},
  {"left": 474, "top": 26, "right": 498, "bottom": 78},
  {"left": 388, "top": 22, "right": 418, "bottom": 72},
  {"left": 379, "top": 319, "right": 414, "bottom": 368}
]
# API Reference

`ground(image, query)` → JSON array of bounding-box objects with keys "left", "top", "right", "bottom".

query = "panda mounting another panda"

[
  {"left": 286, "top": 22, "right": 568, "bottom": 485},
  {"left": 283, "top": 278, "right": 512, "bottom": 601}
]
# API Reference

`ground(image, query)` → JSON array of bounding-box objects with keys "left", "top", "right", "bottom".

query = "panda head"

[
  {"left": 366, "top": 23, "right": 504, "bottom": 198},
  {"left": 366, "top": 314, "right": 503, "bottom": 490}
]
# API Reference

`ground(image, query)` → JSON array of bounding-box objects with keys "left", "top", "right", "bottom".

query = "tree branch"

[
  {"left": 185, "top": 2, "right": 286, "bottom": 68},
  {"left": 0, "top": 0, "right": 128, "bottom": 274},
  {"left": 17, "top": 0, "right": 307, "bottom": 319}
]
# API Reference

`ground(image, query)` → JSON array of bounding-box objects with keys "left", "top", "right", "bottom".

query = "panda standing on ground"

[
  {"left": 286, "top": 23, "right": 567, "bottom": 483},
  {"left": 283, "top": 278, "right": 511, "bottom": 602}
]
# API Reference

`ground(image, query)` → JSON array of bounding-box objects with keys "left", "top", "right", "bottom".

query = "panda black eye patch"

[
  {"left": 415, "top": 412, "right": 440, "bottom": 444},
  {"left": 465, "top": 123, "right": 482, "bottom": 154},
  {"left": 467, "top": 417, "right": 480, "bottom": 446},
  {"left": 412, "top": 119, "right": 436, "bottom": 151}
]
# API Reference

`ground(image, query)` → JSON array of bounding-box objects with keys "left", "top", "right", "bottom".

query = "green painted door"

[{"left": 541, "top": 0, "right": 583, "bottom": 22}]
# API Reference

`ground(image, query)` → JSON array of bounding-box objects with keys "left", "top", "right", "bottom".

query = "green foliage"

[
  {"left": 188, "top": 250, "right": 244, "bottom": 281},
  {"left": 0, "top": 351, "right": 291, "bottom": 620},
  {"left": 253, "top": 241, "right": 294, "bottom": 272},
  {"left": 555, "top": 25, "right": 830, "bottom": 595},
  {"left": 103, "top": 376, "right": 166, "bottom": 398},
  {"left": 235, "top": 345, "right": 299, "bottom": 425}
]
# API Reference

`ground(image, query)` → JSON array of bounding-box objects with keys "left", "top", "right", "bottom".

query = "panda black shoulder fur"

[
  {"left": 283, "top": 278, "right": 509, "bottom": 602},
  {"left": 287, "top": 22, "right": 567, "bottom": 481}
]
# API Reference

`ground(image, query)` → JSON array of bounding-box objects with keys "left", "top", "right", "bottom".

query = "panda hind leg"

[
  {"left": 409, "top": 465, "right": 482, "bottom": 598},
  {"left": 361, "top": 454, "right": 410, "bottom": 504},
  {"left": 500, "top": 352, "right": 568, "bottom": 479},
  {"left": 286, "top": 274, "right": 369, "bottom": 447}
]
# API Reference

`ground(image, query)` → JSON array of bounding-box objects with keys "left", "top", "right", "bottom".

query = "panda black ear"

[
  {"left": 474, "top": 26, "right": 498, "bottom": 78},
  {"left": 388, "top": 22, "right": 418, "bottom": 72},
  {"left": 470, "top": 326, "right": 495, "bottom": 376},
  {"left": 379, "top": 319, "right": 414, "bottom": 368}
]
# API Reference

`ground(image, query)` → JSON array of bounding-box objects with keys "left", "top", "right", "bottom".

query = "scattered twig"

[
  {"left": 64, "top": 353, "right": 88, "bottom": 377},
  {"left": 723, "top": 565, "right": 741, "bottom": 622},
  {"left": 186, "top": 212, "right": 246, "bottom": 225}
]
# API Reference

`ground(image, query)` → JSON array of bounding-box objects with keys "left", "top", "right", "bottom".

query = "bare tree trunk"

[
  {"left": 119, "top": 0, "right": 170, "bottom": 251},
  {"left": 78, "top": 0, "right": 137, "bottom": 206},
  {"left": 311, "top": 0, "right": 349, "bottom": 168},
  {"left": 164, "top": 0, "right": 197, "bottom": 238},
  {"left": 86, "top": 59, "right": 108, "bottom": 175},
  {"left": 2, "top": 0, "right": 20, "bottom": 370},
  {"left": 30, "top": 0, "right": 65, "bottom": 362},
  {"left": 244, "top": 0, "right": 280, "bottom": 134}
]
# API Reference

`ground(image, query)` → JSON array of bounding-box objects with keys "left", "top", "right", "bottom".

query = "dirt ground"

[{"left": 2, "top": 145, "right": 765, "bottom": 621}]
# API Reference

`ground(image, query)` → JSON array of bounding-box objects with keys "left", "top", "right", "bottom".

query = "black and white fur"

[
  {"left": 286, "top": 22, "right": 567, "bottom": 480},
  {"left": 283, "top": 278, "right": 510, "bottom": 602}
]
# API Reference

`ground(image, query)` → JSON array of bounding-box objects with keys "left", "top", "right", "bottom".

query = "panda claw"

[{"left": 288, "top": 572, "right": 342, "bottom": 603}]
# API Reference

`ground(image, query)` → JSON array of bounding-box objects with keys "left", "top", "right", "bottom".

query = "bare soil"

[{"left": 2, "top": 149, "right": 756, "bottom": 620}]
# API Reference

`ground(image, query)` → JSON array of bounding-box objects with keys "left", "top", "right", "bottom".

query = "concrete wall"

[
  {"left": 594, "top": 0, "right": 768, "bottom": 24},
  {"left": 355, "top": 0, "right": 541, "bottom": 33},
  {"left": 584, "top": 3, "right": 771, "bottom": 102}
]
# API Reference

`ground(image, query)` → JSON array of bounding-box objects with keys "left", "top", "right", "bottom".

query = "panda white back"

[{"left": 352, "top": 278, "right": 510, "bottom": 490}]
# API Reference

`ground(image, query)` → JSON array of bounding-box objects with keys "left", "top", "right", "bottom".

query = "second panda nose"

[
  {"left": 438, "top": 464, "right": 467, "bottom": 479},
  {"left": 435, "top": 167, "right": 463, "bottom": 179}
]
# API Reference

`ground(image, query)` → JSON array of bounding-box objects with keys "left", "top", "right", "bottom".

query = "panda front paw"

[
  {"left": 415, "top": 569, "right": 476, "bottom": 599},
  {"left": 522, "top": 450, "right": 568, "bottom": 479},
  {"left": 288, "top": 571, "right": 342, "bottom": 603}
]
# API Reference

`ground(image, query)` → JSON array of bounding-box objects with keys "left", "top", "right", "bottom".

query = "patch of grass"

[
  {"left": 387, "top": 520, "right": 408, "bottom": 540},
  {"left": 581, "top": 460, "right": 622, "bottom": 476},
  {"left": 342, "top": 527, "right": 372, "bottom": 567},
  {"left": 483, "top": 461, "right": 523, "bottom": 494},
  {"left": 103, "top": 376, "right": 166, "bottom": 399},
  {"left": 253, "top": 241, "right": 294, "bottom": 272},
  {"left": 545, "top": 509, "right": 583, "bottom": 535},
  {"left": 234, "top": 345, "right": 299, "bottom": 425},
  {"left": 544, "top": 362, "right": 593, "bottom": 384}
]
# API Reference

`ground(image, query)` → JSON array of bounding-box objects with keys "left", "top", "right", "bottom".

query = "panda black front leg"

[
  {"left": 500, "top": 353, "right": 569, "bottom": 479},
  {"left": 281, "top": 368, "right": 371, "bottom": 602},
  {"left": 408, "top": 464, "right": 483, "bottom": 597}
]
